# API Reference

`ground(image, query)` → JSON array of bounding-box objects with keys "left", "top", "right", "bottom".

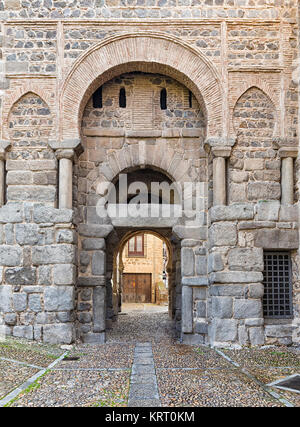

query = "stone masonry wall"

[
  {"left": 208, "top": 202, "right": 299, "bottom": 346},
  {"left": 0, "top": 203, "right": 77, "bottom": 344}
]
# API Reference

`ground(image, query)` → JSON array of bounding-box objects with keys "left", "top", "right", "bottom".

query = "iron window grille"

[{"left": 263, "top": 251, "right": 293, "bottom": 318}]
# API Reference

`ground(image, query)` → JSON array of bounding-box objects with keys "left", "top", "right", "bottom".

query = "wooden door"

[{"left": 123, "top": 273, "right": 151, "bottom": 303}]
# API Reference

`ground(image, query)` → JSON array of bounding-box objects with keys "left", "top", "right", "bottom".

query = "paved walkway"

[{"left": 0, "top": 304, "right": 299, "bottom": 407}]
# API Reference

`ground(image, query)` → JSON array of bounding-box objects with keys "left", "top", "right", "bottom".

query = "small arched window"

[
  {"left": 188, "top": 90, "right": 193, "bottom": 108},
  {"left": 92, "top": 86, "right": 103, "bottom": 108},
  {"left": 119, "top": 87, "right": 126, "bottom": 108},
  {"left": 160, "top": 88, "right": 167, "bottom": 110}
]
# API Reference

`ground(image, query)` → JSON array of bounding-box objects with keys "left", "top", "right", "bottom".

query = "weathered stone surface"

[
  {"left": 264, "top": 325, "right": 294, "bottom": 338},
  {"left": 44, "top": 286, "right": 74, "bottom": 311},
  {"left": 196, "top": 301, "right": 206, "bottom": 318},
  {"left": 248, "top": 182, "right": 281, "bottom": 201},
  {"left": 5, "top": 267, "right": 36, "bottom": 285},
  {"left": 210, "top": 284, "right": 246, "bottom": 297},
  {"left": 210, "top": 204, "right": 254, "bottom": 222},
  {"left": 210, "top": 272, "right": 263, "bottom": 284},
  {"left": 93, "top": 286, "right": 106, "bottom": 332},
  {"left": 78, "top": 224, "right": 113, "bottom": 238},
  {"left": 228, "top": 248, "right": 263, "bottom": 271},
  {"left": 254, "top": 229, "right": 299, "bottom": 249},
  {"left": 0, "top": 246, "right": 22, "bottom": 266},
  {"left": 207, "top": 252, "right": 224, "bottom": 273},
  {"left": 279, "top": 205, "right": 298, "bottom": 222},
  {"left": 32, "top": 245, "right": 75, "bottom": 265},
  {"left": 209, "top": 222, "right": 237, "bottom": 247},
  {"left": 233, "top": 299, "right": 262, "bottom": 319},
  {"left": 15, "top": 224, "right": 39, "bottom": 245},
  {"left": 43, "top": 324, "right": 75, "bottom": 344},
  {"left": 77, "top": 276, "right": 106, "bottom": 287},
  {"left": 13, "top": 325, "right": 33, "bottom": 340},
  {"left": 182, "top": 286, "right": 193, "bottom": 333},
  {"left": 0, "top": 204, "right": 23, "bottom": 223},
  {"left": 211, "top": 319, "right": 237, "bottom": 342},
  {"left": 195, "top": 255, "right": 207, "bottom": 275},
  {"left": 82, "top": 238, "right": 105, "bottom": 251},
  {"left": 173, "top": 225, "right": 206, "bottom": 240},
  {"left": 13, "top": 293, "right": 27, "bottom": 312},
  {"left": 256, "top": 201, "right": 280, "bottom": 221},
  {"left": 33, "top": 205, "right": 73, "bottom": 223},
  {"left": 28, "top": 294, "right": 42, "bottom": 312},
  {"left": 0, "top": 285, "right": 13, "bottom": 312},
  {"left": 181, "top": 247, "right": 194, "bottom": 276},
  {"left": 211, "top": 296, "right": 233, "bottom": 318},
  {"left": 249, "top": 327, "right": 265, "bottom": 346},
  {"left": 53, "top": 264, "right": 76, "bottom": 285},
  {"left": 91, "top": 251, "right": 106, "bottom": 276},
  {"left": 4, "top": 313, "right": 17, "bottom": 326}
]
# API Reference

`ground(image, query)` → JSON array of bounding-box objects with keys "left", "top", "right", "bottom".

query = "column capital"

[
  {"left": 0, "top": 140, "right": 11, "bottom": 160},
  {"left": 49, "top": 138, "right": 83, "bottom": 156},
  {"left": 211, "top": 146, "right": 232, "bottom": 158},
  {"left": 55, "top": 149, "right": 75, "bottom": 161},
  {"left": 204, "top": 135, "right": 236, "bottom": 151},
  {"left": 278, "top": 147, "right": 298, "bottom": 158}
]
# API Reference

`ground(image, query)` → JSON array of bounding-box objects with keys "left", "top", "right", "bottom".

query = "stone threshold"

[{"left": 127, "top": 342, "right": 161, "bottom": 407}]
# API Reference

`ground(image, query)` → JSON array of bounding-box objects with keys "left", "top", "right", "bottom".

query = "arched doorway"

[{"left": 75, "top": 68, "right": 209, "bottom": 345}]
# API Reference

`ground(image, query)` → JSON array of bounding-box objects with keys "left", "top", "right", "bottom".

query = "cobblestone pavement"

[{"left": 0, "top": 304, "right": 299, "bottom": 407}]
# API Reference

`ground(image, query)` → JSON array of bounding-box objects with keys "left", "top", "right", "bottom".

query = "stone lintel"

[
  {"left": 83, "top": 128, "right": 125, "bottom": 137},
  {"left": 211, "top": 146, "right": 232, "bottom": 158},
  {"left": 278, "top": 147, "right": 298, "bottom": 158},
  {"left": 182, "top": 277, "right": 208, "bottom": 286}
]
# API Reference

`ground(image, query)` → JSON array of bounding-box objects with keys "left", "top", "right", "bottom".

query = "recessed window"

[
  {"left": 160, "top": 88, "right": 167, "bottom": 110},
  {"left": 188, "top": 90, "right": 193, "bottom": 108},
  {"left": 119, "top": 87, "right": 126, "bottom": 108},
  {"left": 128, "top": 234, "right": 144, "bottom": 257},
  {"left": 92, "top": 86, "right": 103, "bottom": 108},
  {"left": 263, "top": 251, "right": 293, "bottom": 318}
]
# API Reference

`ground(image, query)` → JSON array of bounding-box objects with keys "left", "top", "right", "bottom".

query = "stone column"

[
  {"left": 56, "top": 149, "right": 74, "bottom": 209},
  {"left": 0, "top": 140, "right": 11, "bottom": 207},
  {"left": 279, "top": 147, "right": 298, "bottom": 205},
  {"left": 212, "top": 147, "right": 231, "bottom": 206}
]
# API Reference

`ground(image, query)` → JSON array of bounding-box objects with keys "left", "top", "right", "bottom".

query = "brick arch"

[{"left": 61, "top": 32, "right": 224, "bottom": 141}]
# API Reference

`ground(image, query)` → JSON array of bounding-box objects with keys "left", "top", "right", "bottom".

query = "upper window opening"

[
  {"left": 189, "top": 90, "right": 193, "bottom": 108},
  {"left": 119, "top": 87, "right": 126, "bottom": 108},
  {"left": 92, "top": 86, "right": 103, "bottom": 108},
  {"left": 160, "top": 88, "right": 167, "bottom": 110},
  {"left": 128, "top": 234, "right": 144, "bottom": 257}
]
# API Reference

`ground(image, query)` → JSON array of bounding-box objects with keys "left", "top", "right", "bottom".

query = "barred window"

[{"left": 263, "top": 251, "right": 293, "bottom": 318}]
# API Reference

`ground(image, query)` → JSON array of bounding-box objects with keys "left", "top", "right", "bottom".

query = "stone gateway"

[{"left": 0, "top": 1, "right": 299, "bottom": 348}]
